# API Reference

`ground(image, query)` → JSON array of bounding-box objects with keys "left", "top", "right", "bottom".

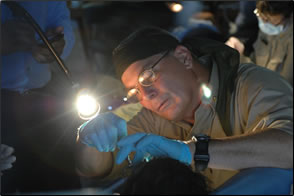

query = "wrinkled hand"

[
  {"left": 78, "top": 112, "right": 127, "bottom": 152},
  {"left": 0, "top": 144, "right": 16, "bottom": 175},
  {"left": 32, "top": 26, "right": 65, "bottom": 64},
  {"left": 1, "top": 19, "right": 37, "bottom": 55},
  {"left": 116, "top": 133, "right": 192, "bottom": 165},
  {"left": 225, "top": 36, "right": 245, "bottom": 55}
]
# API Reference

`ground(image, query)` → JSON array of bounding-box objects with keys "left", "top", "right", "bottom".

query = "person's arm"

[
  {"left": 75, "top": 140, "right": 113, "bottom": 177},
  {"left": 75, "top": 112, "right": 128, "bottom": 178},
  {"left": 190, "top": 65, "right": 293, "bottom": 170},
  {"left": 74, "top": 103, "right": 149, "bottom": 179},
  {"left": 187, "top": 128, "right": 293, "bottom": 170}
]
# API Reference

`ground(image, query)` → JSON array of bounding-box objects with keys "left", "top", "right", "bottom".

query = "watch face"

[
  {"left": 194, "top": 134, "right": 210, "bottom": 171},
  {"left": 196, "top": 134, "right": 210, "bottom": 141}
]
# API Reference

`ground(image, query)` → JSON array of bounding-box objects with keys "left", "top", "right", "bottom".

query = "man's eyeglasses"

[{"left": 126, "top": 50, "right": 170, "bottom": 103}]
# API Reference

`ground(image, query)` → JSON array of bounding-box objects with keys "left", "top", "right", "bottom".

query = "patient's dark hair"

[{"left": 116, "top": 158, "right": 210, "bottom": 195}]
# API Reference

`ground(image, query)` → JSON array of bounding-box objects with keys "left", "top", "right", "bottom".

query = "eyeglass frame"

[{"left": 126, "top": 50, "right": 170, "bottom": 102}]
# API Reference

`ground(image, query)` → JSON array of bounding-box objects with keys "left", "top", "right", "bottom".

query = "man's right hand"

[
  {"left": 78, "top": 112, "right": 128, "bottom": 152},
  {"left": 1, "top": 19, "right": 37, "bottom": 55}
]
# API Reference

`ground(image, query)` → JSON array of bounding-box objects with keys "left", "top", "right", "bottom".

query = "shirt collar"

[
  {"left": 198, "top": 55, "right": 219, "bottom": 107},
  {"left": 172, "top": 57, "right": 220, "bottom": 130}
]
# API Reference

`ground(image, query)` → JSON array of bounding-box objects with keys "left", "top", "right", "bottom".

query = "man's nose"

[{"left": 140, "top": 86, "right": 158, "bottom": 100}]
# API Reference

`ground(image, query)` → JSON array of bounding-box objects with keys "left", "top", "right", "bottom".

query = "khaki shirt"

[
  {"left": 242, "top": 15, "right": 293, "bottom": 86},
  {"left": 111, "top": 62, "right": 293, "bottom": 189}
]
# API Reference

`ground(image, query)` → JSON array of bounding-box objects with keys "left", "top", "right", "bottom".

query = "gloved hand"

[
  {"left": 116, "top": 133, "right": 192, "bottom": 165},
  {"left": 32, "top": 26, "right": 65, "bottom": 64},
  {"left": 0, "top": 144, "right": 16, "bottom": 175},
  {"left": 78, "top": 112, "right": 127, "bottom": 152}
]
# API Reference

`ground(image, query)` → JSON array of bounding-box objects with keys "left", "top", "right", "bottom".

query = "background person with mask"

[{"left": 226, "top": 0, "right": 293, "bottom": 86}]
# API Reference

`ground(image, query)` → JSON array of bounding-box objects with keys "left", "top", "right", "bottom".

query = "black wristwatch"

[{"left": 194, "top": 134, "right": 210, "bottom": 171}]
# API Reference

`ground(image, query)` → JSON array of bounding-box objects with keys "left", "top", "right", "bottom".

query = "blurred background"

[{"left": 1, "top": 1, "right": 256, "bottom": 194}]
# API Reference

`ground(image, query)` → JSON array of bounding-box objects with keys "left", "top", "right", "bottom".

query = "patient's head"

[{"left": 116, "top": 157, "right": 210, "bottom": 195}]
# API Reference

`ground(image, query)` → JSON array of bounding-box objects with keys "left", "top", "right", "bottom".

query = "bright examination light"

[
  {"left": 168, "top": 2, "right": 183, "bottom": 13},
  {"left": 76, "top": 89, "right": 100, "bottom": 120}
]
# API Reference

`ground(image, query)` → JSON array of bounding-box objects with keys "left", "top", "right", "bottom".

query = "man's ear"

[{"left": 173, "top": 45, "right": 193, "bottom": 69}]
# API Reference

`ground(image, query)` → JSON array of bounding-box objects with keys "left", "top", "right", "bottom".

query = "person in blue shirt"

[
  {"left": 1, "top": 2, "right": 75, "bottom": 193},
  {"left": 1, "top": 1, "right": 75, "bottom": 93}
]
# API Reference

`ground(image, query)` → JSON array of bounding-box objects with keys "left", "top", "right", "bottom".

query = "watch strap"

[{"left": 194, "top": 134, "right": 210, "bottom": 171}]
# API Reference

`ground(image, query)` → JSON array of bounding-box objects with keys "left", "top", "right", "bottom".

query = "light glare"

[
  {"left": 202, "top": 84, "right": 212, "bottom": 98},
  {"left": 138, "top": 76, "right": 144, "bottom": 83},
  {"left": 76, "top": 92, "right": 100, "bottom": 120},
  {"left": 128, "top": 88, "right": 137, "bottom": 97},
  {"left": 170, "top": 3, "right": 183, "bottom": 12}
]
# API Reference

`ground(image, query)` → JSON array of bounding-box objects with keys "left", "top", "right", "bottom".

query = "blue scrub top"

[{"left": 1, "top": 1, "right": 75, "bottom": 92}]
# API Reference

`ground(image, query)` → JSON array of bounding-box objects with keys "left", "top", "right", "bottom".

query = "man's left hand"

[{"left": 116, "top": 133, "right": 192, "bottom": 165}]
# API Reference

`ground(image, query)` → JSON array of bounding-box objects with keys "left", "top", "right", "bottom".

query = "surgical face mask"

[{"left": 258, "top": 17, "right": 285, "bottom": 35}]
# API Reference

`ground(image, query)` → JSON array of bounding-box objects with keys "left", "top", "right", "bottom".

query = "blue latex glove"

[
  {"left": 116, "top": 133, "right": 192, "bottom": 165},
  {"left": 78, "top": 112, "right": 127, "bottom": 152}
]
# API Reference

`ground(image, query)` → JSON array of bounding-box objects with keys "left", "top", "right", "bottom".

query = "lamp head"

[{"left": 75, "top": 88, "right": 100, "bottom": 120}]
